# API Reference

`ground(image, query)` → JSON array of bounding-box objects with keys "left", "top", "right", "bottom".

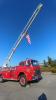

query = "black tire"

[
  {"left": 0, "top": 75, "right": 3, "bottom": 83},
  {"left": 19, "top": 74, "right": 27, "bottom": 87}
]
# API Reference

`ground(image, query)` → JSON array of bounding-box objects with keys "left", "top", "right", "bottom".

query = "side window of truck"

[
  {"left": 25, "top": 60, "right": 30, "bottom": 66},
  {"left": 19, "top": 62, "right": 24, "bottom": 66}
]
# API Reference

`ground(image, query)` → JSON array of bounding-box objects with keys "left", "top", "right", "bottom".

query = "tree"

[
  {"left": 48, "top": 56, "right": 52, "bottom": 65},
  {"left": 48, "top": 56, "right": 56, "bottom": 67},
  {"left": 43, "top": 60, "right": 48, "bottom": 67}
]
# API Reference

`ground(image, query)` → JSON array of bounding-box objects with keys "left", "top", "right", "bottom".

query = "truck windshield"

[{"left": 31, "top": 60, "right": 39, "bottom": 66}]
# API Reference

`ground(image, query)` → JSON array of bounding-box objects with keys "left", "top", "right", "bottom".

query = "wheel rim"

[{"left": 20, "top": 77, "right": 25, "bottom": 86}]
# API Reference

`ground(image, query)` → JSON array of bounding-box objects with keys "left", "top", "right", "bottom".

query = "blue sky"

[{"left": 0, "top": 0, "right": 56, "bottom": 66}]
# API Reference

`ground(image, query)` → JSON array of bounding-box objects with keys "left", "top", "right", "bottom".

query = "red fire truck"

[
  {"left": 0, "top": 59, "right": 42, "bottom": 87},
  {"left": 0, "top": 4, "right": 43, "bottom": 87}
]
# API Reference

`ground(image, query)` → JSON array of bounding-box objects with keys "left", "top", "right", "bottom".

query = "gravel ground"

[{"left": 0, "top": 73, "right": 56, "bottom": 100}]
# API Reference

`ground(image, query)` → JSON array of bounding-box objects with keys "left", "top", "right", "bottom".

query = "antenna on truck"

[{"left": 3, "top": 3, "right": 43, "bottom": 67}]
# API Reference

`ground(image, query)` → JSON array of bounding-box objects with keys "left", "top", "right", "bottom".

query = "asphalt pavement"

[{"left": 0, "top": 73, "right": 56, "bottom": 100}]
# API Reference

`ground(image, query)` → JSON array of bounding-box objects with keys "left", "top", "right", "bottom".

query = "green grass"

[
  {"left": 41, "top": 66, "right": 56, "bottom": 73},
  {"left": 41, "top": 67, "right": 51, "bottom": 72}
]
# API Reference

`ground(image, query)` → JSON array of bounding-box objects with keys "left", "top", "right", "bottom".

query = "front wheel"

[{"left": 19, "top": 75, "right": 27, "bottom": 87}]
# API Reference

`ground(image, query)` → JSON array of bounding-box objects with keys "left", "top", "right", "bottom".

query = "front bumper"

[
  {"left": 32, "top": 75, "right": 38, "bottom": 80},
  {"left": 32, "top": 75, "right": 42, "bottom": 80}
]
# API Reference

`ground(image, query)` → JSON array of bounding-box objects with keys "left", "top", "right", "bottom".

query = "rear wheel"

[{"left": 19, "top": 74, "right": 27, "bottom": 87}]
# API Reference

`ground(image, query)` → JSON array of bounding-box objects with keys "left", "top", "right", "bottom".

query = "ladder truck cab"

[{"left": 0, "top": 59, "right": 42, "bottom": 87}]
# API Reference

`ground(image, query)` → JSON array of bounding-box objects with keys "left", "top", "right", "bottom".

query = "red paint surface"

[{"left": 0, "top": 59, "right": 41, "bottom": 81}]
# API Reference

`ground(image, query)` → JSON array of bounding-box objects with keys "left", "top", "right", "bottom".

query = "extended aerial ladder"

[{"left": 3, "top": 3, "right": 43, "bottom": 67}]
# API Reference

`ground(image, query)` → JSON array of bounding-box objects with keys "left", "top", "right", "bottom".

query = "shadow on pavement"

[
  {"left": 28, "top": 77, "right": 42, "bottom": 85},
  {"left": 38, "top": 93, "right": 47, "bottom": 100}
]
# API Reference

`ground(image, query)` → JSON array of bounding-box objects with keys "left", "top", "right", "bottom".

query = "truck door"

[{"left": 10, "top": 67, "right": 17, "bottom": 80}]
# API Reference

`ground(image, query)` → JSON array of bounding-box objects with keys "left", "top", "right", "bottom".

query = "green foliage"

[
  {"left": 48, "top": 56, "right": 52, "bottom": 65},
  {"left": 41, "top": 66, "right": 56, "bottom": 73},
  {"left": 41, "top": 66, "right": 51, "bottom": 72},
  {"left": 43, "top": 60, "right": 48, "bottom": 67},
  {"left": 51, "top": 68, "right": 56, "bottom": 73},
  {"left": 43, "top": 56, "right": 56, "bottom": 68},
  {"left": 42, "top": 56, "right": 56, "bottom": 73}
]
